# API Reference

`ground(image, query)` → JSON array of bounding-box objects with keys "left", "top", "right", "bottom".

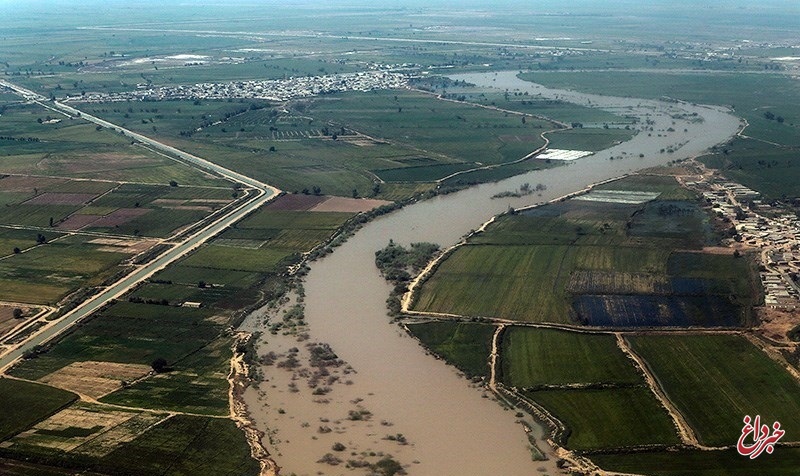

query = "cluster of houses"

[
  {"left": 693, "top": 177, "right": 799, "bottom": 309},
  {"left": 69, "top": 71, "right": 408, "bottom": 103}
]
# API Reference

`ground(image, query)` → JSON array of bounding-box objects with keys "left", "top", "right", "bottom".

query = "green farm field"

[
  {"left": 0, "top": 102, "right": 224, "bottom": 186},
  {"left": 0, "top": 407, "right": 257, "bottom": 476},
  {"left": 546, "top": 127, "right": 636, "bottom": 152},
  {"left": 10, "top": 301, "right": 222, "bottom": 381},
  {"left": 0, "top": 235, "right": 132, "bottom": 304},
  {"left": 84, "top": 89, "right": 573, "bottom": 197},
  {"left": 0, "top": 175, "right": 234, "bottom": 245},
  {"left": 136, "top": 208, "right": 351, "bottom": 313},
  {"left": 0, "top": 227, "right": 58, "bottom": 258},
  {"left": 526, "top": 387, "right": 680, "bottom": 450},
  {"left": 179, "top": 245, "right": 296, "bottom": 274},
  {"left": 307, "top": 90, "right": 551, "bottom": 166},
  {"left": 627, "top": 334, "right": 800, "bottom": 446},
  {"left": 414, "top": 174, "right": 758, "bottom": 326},
  {"left": 0, "top": 379, "right": 77, "bottom": 442},
  {"left": 413, "top": 244, "right": 575, "bottom": 323},
  {"left": 406, "top": 321, "right": 495, "bottom": 377},
  {"left": 181, "top": 209, "right": 353, "bottom": 273},
  {"left": 501, "top": 327, "right": 641, "bottom": 387},
  {"left": 98, "top": 415, "right": 260, "bottom": 476},
  {"left": 100, "top": 337, "right": 233, "bottom": 415}
]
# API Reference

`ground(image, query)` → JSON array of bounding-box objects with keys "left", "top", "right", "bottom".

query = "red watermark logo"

[{"left": 737, "top": 415, "right": 784, "bottom": 459}]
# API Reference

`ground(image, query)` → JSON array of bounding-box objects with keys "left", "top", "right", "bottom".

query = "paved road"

[{"left": 0, "top": 79, "right": 281, "bottom": 370}]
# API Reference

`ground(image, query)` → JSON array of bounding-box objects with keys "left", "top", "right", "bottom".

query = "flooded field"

[{"left": 240, "top": 71, "right": 741, "bottom": 475}]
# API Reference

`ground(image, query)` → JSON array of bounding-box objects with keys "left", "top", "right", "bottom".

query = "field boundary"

[{"left": 616, "top": 334, "right": 708, "bottom": 449}]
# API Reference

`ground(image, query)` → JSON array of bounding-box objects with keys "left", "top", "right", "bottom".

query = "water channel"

[{"left": 241, "top": 71, "right": 741, "bottom": 475}]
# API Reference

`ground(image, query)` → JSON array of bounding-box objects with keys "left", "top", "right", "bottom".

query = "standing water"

[{"left": 241, "top": 71, "right": 741, "bottom": 475}]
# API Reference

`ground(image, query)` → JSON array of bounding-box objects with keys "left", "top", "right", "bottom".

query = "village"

[
  {"left": 68, "top": 69, "right": 409, "bottom": 103},
  {"left": 685, "top": 170, "right": 800, "bottom": 310}
]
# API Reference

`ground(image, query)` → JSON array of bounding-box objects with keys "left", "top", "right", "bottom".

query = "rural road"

[{"left": 0, "top": 79, "right": 281, "bottom": 371}]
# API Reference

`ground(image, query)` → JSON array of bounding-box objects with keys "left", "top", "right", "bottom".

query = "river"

[{"left": 240, "top": 71, "right": 741, "bottom": 475}]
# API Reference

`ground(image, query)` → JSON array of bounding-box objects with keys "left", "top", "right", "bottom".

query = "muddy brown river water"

[{"left": 240, "top": 71, "right": 741, "bottom": 475}]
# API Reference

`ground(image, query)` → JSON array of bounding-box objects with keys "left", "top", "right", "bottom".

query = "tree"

[
  {"left": 352, "top": 188, "right": 359, "bottom": 198},
  {"left": 12, "top": 308, "right": 23, "bottom": 319},
  {"left": 12, "top": 247, "right": 20, "bottom": 254},
  {"left": 49, "top": 216, "right": 54, "bottom": 227},
  {"left": 169, "top": 180, "right": 178, "bottom": 187},
  {"left": 312, "top": 186, "right": 322, "bottom": 196},
  {"left": 36, "top": 234, "right": 46, "bottom": 245},
  {"left": 151, "top": 357, "right": 169, "bottom": 373}
]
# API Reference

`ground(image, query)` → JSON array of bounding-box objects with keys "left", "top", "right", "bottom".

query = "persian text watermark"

[{"left": 737, "top": 415, "right": 784, "bottom": 459}]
